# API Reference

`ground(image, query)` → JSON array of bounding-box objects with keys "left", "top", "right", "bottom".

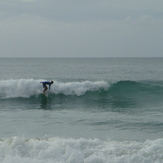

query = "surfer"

[{"left": 40, "top": 81, "right": 54, "bottom": 94}]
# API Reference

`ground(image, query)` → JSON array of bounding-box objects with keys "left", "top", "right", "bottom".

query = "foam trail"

[{"left": 0, "top": 79, "right": 109, "bottom": 98}]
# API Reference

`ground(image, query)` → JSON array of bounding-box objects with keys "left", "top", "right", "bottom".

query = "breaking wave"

[
  {"left": 0, "top": 136, "right": 162, "bottom": 163},
  {"left": 0, "top": 79, "right": 109, "bottom": 98},
  {"left": 1, "top": 79, "right": 163, "bottom": 108}
]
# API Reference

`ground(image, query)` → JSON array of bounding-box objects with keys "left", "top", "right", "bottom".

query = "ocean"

[{"left": 0, "top": 58, "right": 162, "bottom": 163}]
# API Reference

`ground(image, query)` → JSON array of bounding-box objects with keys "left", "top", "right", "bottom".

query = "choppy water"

[{"left": 0, "top": 58, "right": 163, "bottom": 163}]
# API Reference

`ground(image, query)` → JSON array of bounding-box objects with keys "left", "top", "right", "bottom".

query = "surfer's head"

[{"left": 51, "top": 81, "right": 54, "bottom": 84}]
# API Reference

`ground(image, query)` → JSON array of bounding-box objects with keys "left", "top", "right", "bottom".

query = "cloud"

[
  {"left": 0, "top": 13, "right": 162, "bottom": 58},
  {"left": 0, "top": 0, "right": 163, "bottom": 57}
]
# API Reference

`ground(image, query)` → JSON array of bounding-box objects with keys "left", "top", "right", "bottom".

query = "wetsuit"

[{"left": 40, "top": 81, "right": 52, "bottom": 89}]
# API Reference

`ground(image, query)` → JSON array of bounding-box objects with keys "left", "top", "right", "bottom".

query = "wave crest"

[{"left": 53, "top": 80, "right": 109, "bottom": 96}]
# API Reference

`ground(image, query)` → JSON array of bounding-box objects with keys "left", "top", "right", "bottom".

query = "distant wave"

[{"left": 0, "top": 136, "right": 162, "bottom": 163}]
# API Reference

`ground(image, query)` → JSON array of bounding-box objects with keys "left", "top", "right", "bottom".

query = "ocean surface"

[{"left": 0, "top": 58, "right": 163, "bottom": 163}]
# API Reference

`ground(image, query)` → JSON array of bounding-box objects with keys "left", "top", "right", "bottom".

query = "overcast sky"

[{"left": 0, "top": 0, "right": 163, "bottom": 58}]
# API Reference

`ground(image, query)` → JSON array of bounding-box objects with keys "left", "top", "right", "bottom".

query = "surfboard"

[{"left": 39, "top": 93, "right": 47, "bottom": 98}]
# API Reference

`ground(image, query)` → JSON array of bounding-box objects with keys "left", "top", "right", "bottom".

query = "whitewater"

[
  {"left": 0, "top": 79, "right": 109, "bottom": 98},
  {"left": 0, "top": 58, "right": 163, "bottom": 163},
  {"left": 0, "top": 137, "right": 162, "bottom": 163}
]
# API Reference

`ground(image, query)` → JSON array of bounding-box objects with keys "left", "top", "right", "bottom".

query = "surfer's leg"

[{"left": 43, "top": 85, "right": 48, "bottom": 94}]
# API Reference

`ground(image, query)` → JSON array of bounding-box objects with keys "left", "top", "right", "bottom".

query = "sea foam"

[
  {"left": 0, "top": 137, "right": 162, "bottom": 163},
  {"left": 0, "top": 79, "right": 109, "bottom": 98}
]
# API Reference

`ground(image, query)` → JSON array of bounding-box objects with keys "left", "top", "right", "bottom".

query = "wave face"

[
  {"left": 0, "top": 137, "right": 162, "bottom": 163},
  {"left": 1, "top": 79, "right": 163, "bottom": 108},
  {"left": 108, "top": 80, "right": 163, "bottom": 106}
]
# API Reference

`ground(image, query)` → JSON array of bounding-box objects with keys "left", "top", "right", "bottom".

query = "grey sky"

[{"left": 0, "top": 0, "right": 163, "bottom": 57}]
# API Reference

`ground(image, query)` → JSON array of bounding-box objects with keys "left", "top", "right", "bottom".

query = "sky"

[{"left": 0, "top": 0, "right": 163, "bottom": 58}]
